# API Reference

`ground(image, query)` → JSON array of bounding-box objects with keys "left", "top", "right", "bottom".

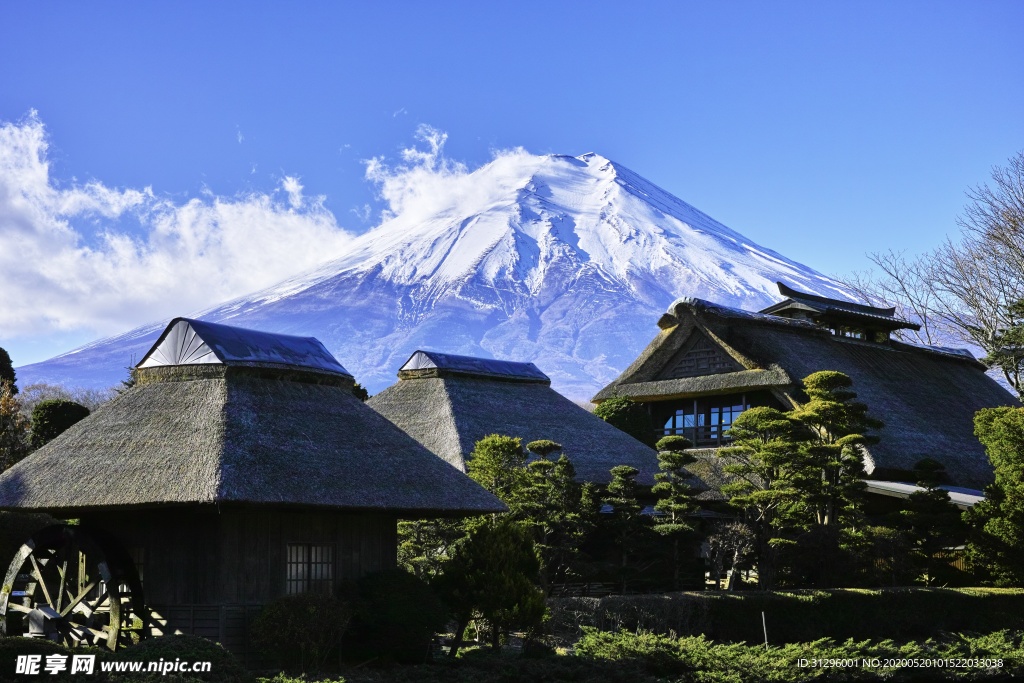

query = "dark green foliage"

[
  {"left": 521, "top": 443, "right": 599, "bottom": 593},
  {"left": 250, "top": 593, "right": 351, "bottom": 671},
  {"left": 433, "top": 518, "right": 546, "bottom": 656},
  {"left": 652, "top": 436, "right": 698, "bottom": 590},
  {"left": 549, "top": 588, "right": 1024, "bottom": 645},
  {"left": 352, "top": 382, "right": 370, "bottom": 401},
  {"left": 465, "top": 434, "right": 528, "bottom": 512},
  {"left": 967, "top": 406, "right": 1024, "bottom": 585},
  {"left": 602, "top": 465, "right": 650, "bottom": 593},
  {"left": 30, "top": 399, "right": 90, "bottom": 449},
  {"left": 0, "top": 347, "right": 16, "bottom": 394},
  {"left": 105, "top": 634, "right": 251, "bottom": 683},
  {"left": 345, "top": 569, "right": 447, "bottom": 664},
  {"left": 593, "top": 396, "right": 656, "bottom": 448},
  {"left": 0, "top": 380, "right": 30, "bottom": 470},
  {"left": 894, "top": 459, "right": 966, "bottom": 586},
  {"left": 718, "top": 406, "right": 800, "bottom": 589},
  {"left": 398, "top": 518, "right": 467, "bottom": 581}
]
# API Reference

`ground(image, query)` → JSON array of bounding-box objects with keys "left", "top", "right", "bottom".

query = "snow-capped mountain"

[{"left": 17, "top": 152, "right": 854, "bottom": 400}]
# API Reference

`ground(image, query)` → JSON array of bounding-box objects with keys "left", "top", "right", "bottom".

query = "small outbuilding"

[
  {"left": 367, "top": 350, "right": 659, "bottom": 484},
  {"left": 0, "top": 319, "right": 503, "bottom": 655},
  {"left": 592, "top": 284, "right": 1019, "bottom": 490}
]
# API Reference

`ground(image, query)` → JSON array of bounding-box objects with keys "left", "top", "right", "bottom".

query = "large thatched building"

[
  {"left": 593, "top": 285, "right": 1019, "bottom": 490},
  {"left": 0, "top": 318, "right": 503, "bottom": 655},
  {"left": 367, "top": 351, "right": 659, "bottom": 484}
]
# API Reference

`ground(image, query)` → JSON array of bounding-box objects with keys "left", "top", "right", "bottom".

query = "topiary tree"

[
  {"left": 250, "top": 592, "right": 351, "bottom": 671},
  {"left": 893, "top": 458, "right": 965, "bottom": 586},
  {"left": 0, "top": 348, "right": 16, "bottom": 395},
  {"left": 30, "top": 400, "right": 90, "bottom": 449},
  {"left": 602, "top": 465, "right": 651, "bottom": 593},
  {"left": 652, "top": 436, "right": 699, "bottom": 590},
  {"left": 433, "top": 518, "right": 546, "bottom": 657},
  {"left": 594, "top": 395, "right": 657, "bottom": 448},
  {"left": 966, "top": 406, "right": 1024, "bottom": 585},
  {"left": 466, "top": 434, "right": 529, "bottom": 516},
  {"left": 352, "top": 382, "right": 370, "bottom": 401},
  {"left": 522, "top": 440, "right": 600, "bottom": 594},
  {"left": 344, "top": 569, "right": 447, "bottom": 664},
  {"left": 717, "top": 406, "right": 801, "bottom": 589},
  {"left": 0, "top": 381, "right": 30, "bottom": 470}
]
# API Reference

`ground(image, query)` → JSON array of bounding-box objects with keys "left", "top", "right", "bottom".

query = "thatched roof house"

[
  {"left": 368, "top": 350, "right": 660, "bottom": 485},
  {"left": 0, "top": 318, "right": 504, "bottom": 516},
  {"left": 593, "top": 286, "right": 1018, "bottom": 490}
]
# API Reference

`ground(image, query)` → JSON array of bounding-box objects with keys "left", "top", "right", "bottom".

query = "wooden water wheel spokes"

[{"left": 0, "top": 525, "right": 145, "bottom": 650}]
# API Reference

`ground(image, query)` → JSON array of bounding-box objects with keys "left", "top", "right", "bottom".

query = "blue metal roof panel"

[{"left": 400, "top": 350, "right": 549, "bottom": 380}]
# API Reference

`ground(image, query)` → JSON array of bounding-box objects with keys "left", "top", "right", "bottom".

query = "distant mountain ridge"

[{"left": 18, "top": 152, "right": 854, "bottom": 400}]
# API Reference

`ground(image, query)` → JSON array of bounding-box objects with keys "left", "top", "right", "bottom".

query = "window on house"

[
  {"left": 286, "top": 544, "right": 334, "bottom": 595},
  {"left": 661, "top": 395, "right": 749, "bottom": 446}
]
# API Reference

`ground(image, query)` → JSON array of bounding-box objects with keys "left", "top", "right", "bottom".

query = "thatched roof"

[
  {"left": 0, "top": 322, "right": 505, "bottom": 516},
  {"left": 368, "top": 352, "right": 660, "bottom": 485},
  {"left": 593, "top": 296, "right": 1019, "bottom": 490}
]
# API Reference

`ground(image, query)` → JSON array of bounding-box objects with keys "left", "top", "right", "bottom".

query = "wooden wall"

[{"left": 86, "top": 506, "right": 397, "bottom": 658}]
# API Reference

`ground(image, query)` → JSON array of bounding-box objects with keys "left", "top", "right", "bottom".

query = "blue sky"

[{"left": 0, "top": 1, "right": 1022, "bottom": 367}]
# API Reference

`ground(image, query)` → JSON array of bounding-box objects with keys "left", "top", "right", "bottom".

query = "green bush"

[
  {"left": 30, "top": 399, "right": 89, "bottom": 449},
  {"left": 344, "top": 569, "right": 447, "bottom": 664},
  {"left": 593, "top": 396, "right": 656, "bottom": 448},
  {"left": 549, "top": 588, "right": 1024, "bottom": 645},
  {"left": 104, "top": 634, "right": 251, "bottom": 683},
  {"left": 250, "top": 593, "right": 351, "bottom": 671}
]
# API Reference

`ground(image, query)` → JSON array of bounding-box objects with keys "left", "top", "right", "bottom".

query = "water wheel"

[{"left": 0, "top": 524, "right": 145, "bottom": 650}]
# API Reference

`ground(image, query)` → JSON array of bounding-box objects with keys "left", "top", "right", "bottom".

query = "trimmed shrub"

[
  {"left": 30, "top": 400, "right": 89, "bottom": 449},
  {"left": 549, "top": 588, "right": 1024, "bottom": 646},
  {"left": 250, "top": 593, "right": 351, "bottom": 671},
  {"left": 344, "top": 569, "right": 447, "bottom": 664},
  {"left": 104, "top": 634, "right": 251, "bottom": 683},
  {"left": 593, "top": 396, "right": 656, "bottom": 448}
]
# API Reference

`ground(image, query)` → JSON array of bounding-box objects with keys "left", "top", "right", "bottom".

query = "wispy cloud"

[
  {"left": 392, "top": 107, "right": 407, "bottom": 118},
  {"left": 0, "top": 112, "right": 354, "bottom": 341},
  {"left": 236, "top": 126, "right": 244, "bottom": 144}
]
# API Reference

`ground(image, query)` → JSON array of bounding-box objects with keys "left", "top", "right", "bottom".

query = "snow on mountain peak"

[{"left": 18, "top": 150, "right": 853, "bottom": 400}]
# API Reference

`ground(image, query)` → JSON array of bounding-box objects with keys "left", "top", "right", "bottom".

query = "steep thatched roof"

[
  {"left": 593, "top": 297, "right": 1019, "bottom": 490},
  {"left": 368, "top": 351, "right": 660, "bottom": 485},
  {"left": 0, "top": 323, "right": 505, "bottom": 516}
]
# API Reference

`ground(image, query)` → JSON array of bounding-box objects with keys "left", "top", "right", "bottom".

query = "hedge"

[{"left": 548, "top": 588, "right": 1024, "bottom": 645}]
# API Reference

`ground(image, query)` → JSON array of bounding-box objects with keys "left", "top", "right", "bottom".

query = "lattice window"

[
  {"left": 286, "top": 544, "right": 334, "bottom": 595},
  {"left": 664, "top": 337, "right": 734, "bottom": 378}
]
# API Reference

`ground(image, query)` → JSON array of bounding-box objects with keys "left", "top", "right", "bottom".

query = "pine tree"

[
  {"left": 465, "top": 434, "right": 529, "bottom": 517},
  {"left": 718, "top": 406, "right": 801, "bottom": 589},
  {"left": 522, "top": 440, "right": 599, "bottom": 594},
  {"left": 788, "top": 371, "right": 881, "bottom": 528},
  {"left": 594, "top": 395, "right": 657, "bottom": 447},
  {"left": 432, "top": 519, "right": 546, "bottom": 656},
  {"left": 602, "top": 465, "right": 650, "bottom": 593},
  {"left": 0, "top": 381, "right": 30, "bottom": 470},
  {"left": 652, "top": 435, "right": 699, "bottom": 590},
  {"left": 0, "top": 348, "right": 16, "bottom": 395},
  {"left": 965, "top": 406, "right": 1024, "bottom": 585},
  {"left": 397, "top": 518, "right": 467, "bottom": 580},
  {"left": 981, "top": 299, "right": 1024, "bottom": 399},
  {"left": 894, "top": 458, "right": 965, "bottom": 586},
  {"left": 30, "top": 400, "right": 90, "bottom": 449}
]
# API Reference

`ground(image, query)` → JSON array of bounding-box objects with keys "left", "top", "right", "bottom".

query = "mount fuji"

[{"left": 17, "top": 151, "right": 855, "bottom": 400}]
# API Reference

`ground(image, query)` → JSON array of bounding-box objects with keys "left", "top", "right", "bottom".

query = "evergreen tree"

[
  {"left": 602, "top": 465, "right": 650, "bottom": 593},
  {"left": 522, "top": 440, "right": 599, "bottom": 594},
  {"left": 397, "top": 518, "right": 467, "bottom": 581},
  {"left": 432, "top": 519, "right": 546, "bottom": 656},
  {"left": 0, "top": 381, "right": 30, "bottom": 470},
  {"left": 30, "top": 400, "right": 90, "bottom": 449},
  {"left": 788, "top": 371, "right": 881, "bottom": 528},
  {"left": 594, "top": 395, "right": 657, "bottom": 447},
  {"left": 894, "top": 458, "right": 965, "bottom": 586},
  {"left": 965, "top": 406, "right": 1024, "bottom": 585},
  {"left": 465, "top": 434, "right": 529, "bottom": 517},
  {"left": 0, "top": 348, "right": 16, "bottom": 395},
  {"left": 114, "top": 357, "right": 137, "bottom": 395},
  {"left": 718, "top": 406, "right": 801, "bottom": 589},
  {"left": 652, "top": 435, "right": 699, "bottom": 590},
  {"left": 352, "top": 382, "right": 370, "bottom": 401},
  {"left": 981, "top": 299, "right": 1024, "bottom": 399}
]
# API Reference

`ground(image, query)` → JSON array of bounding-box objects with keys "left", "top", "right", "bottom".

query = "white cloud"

[{"left": 0, "top": 112, "right": 354, "bottom": 340}]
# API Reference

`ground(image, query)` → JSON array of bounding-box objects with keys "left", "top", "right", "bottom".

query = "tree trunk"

[
  {"left": 672, "top": 538, "right": 680, "bottom": 591},
  {"left": 447, "top": 618, "right": 471, "bottom": 659},
  {"left": 491, "top": 621, "right": 501, "bottom": 650}
]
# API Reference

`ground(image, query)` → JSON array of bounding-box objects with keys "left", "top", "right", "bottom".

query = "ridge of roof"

[
  {"left": 398, "top": 350, "right": 549, "bottom": 382},
  {"left": 138, "top": 318, "right": 352, "bottom": 376},
  {"left": 775, "top": 281, "right": 897, "bottom": 316}
]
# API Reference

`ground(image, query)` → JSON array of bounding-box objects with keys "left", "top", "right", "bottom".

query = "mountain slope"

[{"left": 18, "top": 152, "right": 854, "bottom": 400}]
